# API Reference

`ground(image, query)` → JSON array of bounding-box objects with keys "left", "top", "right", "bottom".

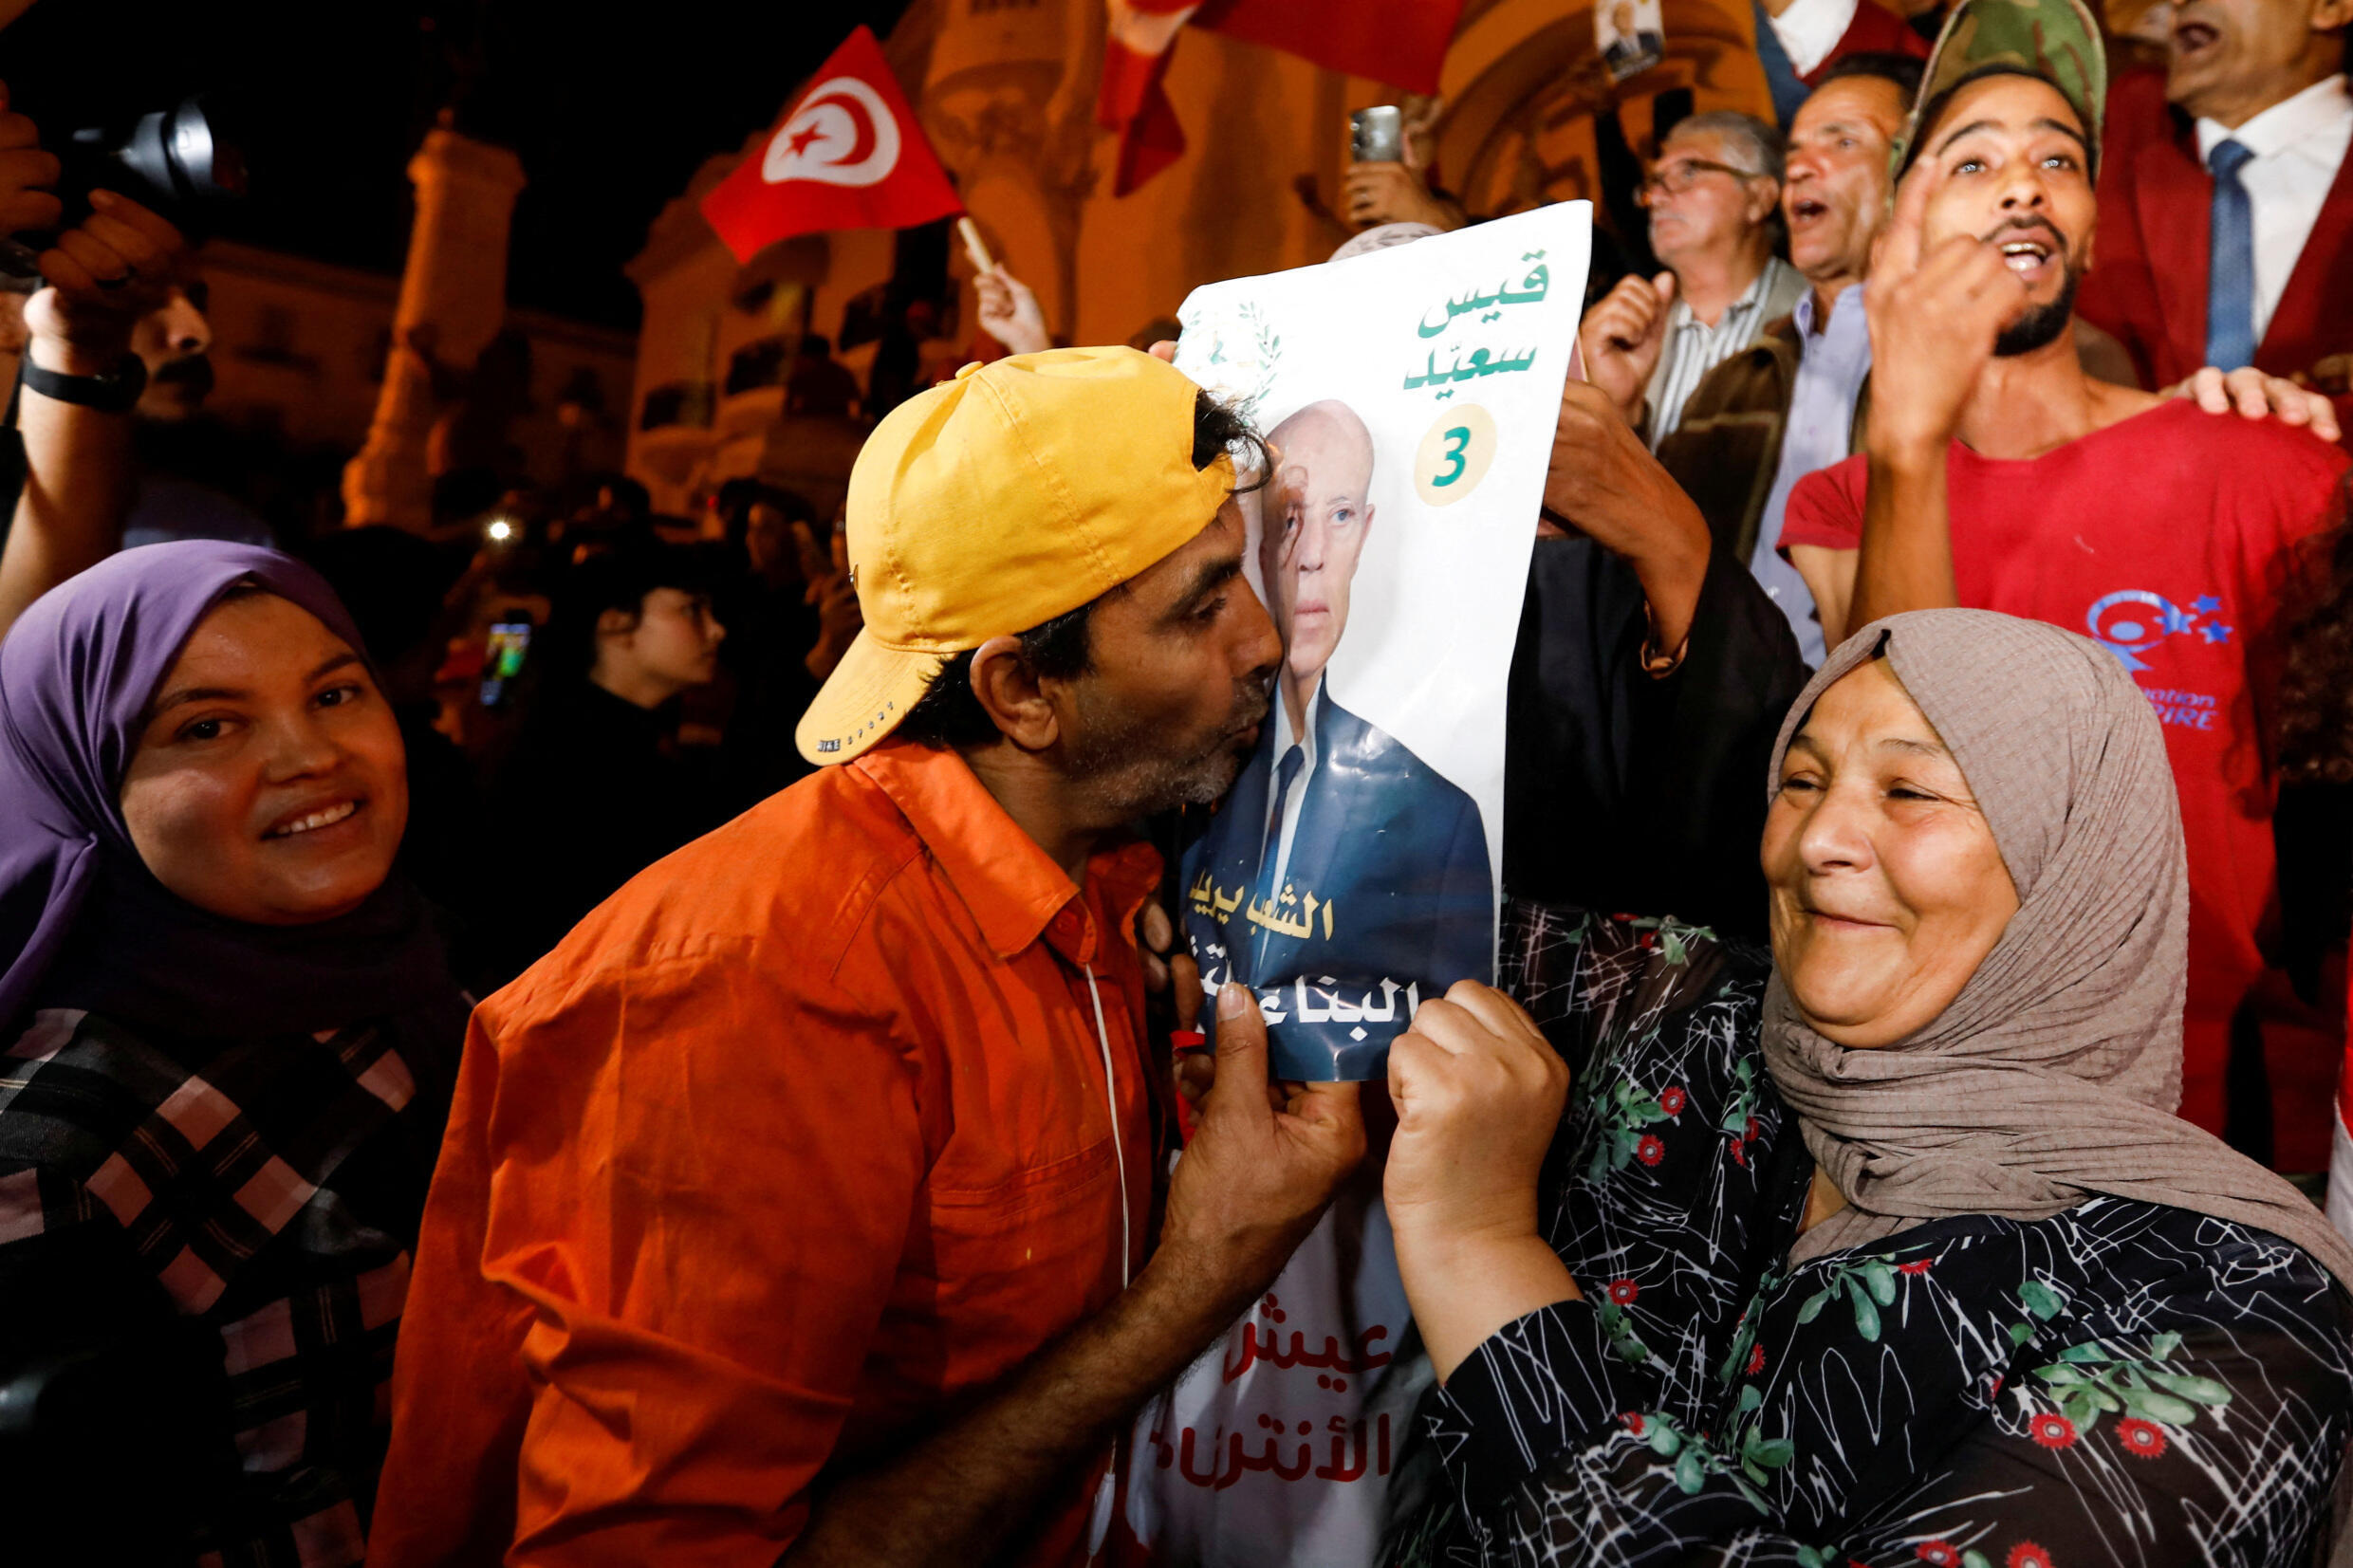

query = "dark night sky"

[{"left": 0, "top": 0, "right": 912, "bottom": 331}]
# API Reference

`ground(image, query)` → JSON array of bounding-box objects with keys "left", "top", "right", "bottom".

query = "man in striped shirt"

[{"left": 1582, "top": 112, "right": 1806, "bottom": 448}]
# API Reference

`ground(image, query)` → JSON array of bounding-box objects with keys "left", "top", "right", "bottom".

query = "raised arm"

[
  {"left": 1845, "top": 159, "right": 2020, "bottom": 634},
  {"left": 1510, "top": 382, "right": 1808, "bottom": 938},
  {"left": 0, "top": 192, "right": 188, "bottom": 638}
]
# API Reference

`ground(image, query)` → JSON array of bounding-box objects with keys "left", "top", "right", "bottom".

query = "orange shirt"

[{"left": 367, "top": 740, "right": 1164, "bottom": 1567}]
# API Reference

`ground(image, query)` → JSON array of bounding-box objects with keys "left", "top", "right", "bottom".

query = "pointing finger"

[{"left": 1876, "top": 155, "right": 1936, "bottom": 283}]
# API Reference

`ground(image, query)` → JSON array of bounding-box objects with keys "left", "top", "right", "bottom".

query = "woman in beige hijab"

[{"left": 1383, "top": 610, "right": 2353, "bottom": 1566}]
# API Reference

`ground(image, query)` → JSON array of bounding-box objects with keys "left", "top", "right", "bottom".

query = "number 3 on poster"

[{"left": 1414, "top": 404, "right": 1497, "bottom": 507}]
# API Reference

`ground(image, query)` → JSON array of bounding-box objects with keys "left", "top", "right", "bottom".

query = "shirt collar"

[
  {"left": 853, "top": 739, "right": 1162, "bottom": 967},
  {"left": 2197, "top": 73, "right": 2352, "bottom": 161},
  {"left": 1669, "top": 256, "right": 1780, "bottom": 333},
  {"left": 1794, "top": 280, "right": 1867, "bottom": 348},
  {"left": 1271, "top": 679, "right": 1323, "bottom": 771}
]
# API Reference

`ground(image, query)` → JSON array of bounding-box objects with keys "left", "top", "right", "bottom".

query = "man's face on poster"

[{"left": 1260, "top": 401, "right": 1377, "bottom": 692}]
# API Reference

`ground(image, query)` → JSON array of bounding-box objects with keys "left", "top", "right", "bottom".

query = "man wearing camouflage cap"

[{"left": 1776, "top": 0, "right": 2350, "bottom": 1158}]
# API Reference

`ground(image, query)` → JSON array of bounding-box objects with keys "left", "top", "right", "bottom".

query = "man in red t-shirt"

[{"left": 1778, "top": 7, "right": 2351, "bottom": 1158}]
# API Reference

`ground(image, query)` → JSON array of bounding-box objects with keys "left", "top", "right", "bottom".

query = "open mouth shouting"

[{"left": 1986, "top": 220, "right": 2065, "bottom": 286}]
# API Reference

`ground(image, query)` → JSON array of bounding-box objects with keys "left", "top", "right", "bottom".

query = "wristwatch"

[{"left": 20, "top": 350, "right": 148, "bottom": 414}]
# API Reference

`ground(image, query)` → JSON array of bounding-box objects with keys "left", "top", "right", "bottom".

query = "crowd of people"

[{"left": 0, "top": 0, "right": 2351, "bottom": 1561}]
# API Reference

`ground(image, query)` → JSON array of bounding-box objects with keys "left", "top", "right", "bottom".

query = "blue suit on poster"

[{"left": 1182, "top": 684, "right": 1494, "bottom": 1081}]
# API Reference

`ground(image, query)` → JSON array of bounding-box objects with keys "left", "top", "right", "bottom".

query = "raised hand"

[
  {"left": 974, "top": 266, "right": 1050, "bottom": 357},
  {"left": 25, "top": 192, "right": 188, "bottom": 374},
  {"left": 1540, "top": 380, "right": 1711, "bottom": 654},
  {"left": 803, "top": 572, "right": 864, "bottom": 681},
  {"left": 1863, "top": 157, "right": 2028, "bottom": 462},
  {"left": 1576, "top": 271, "right": 1677, "bottom": 424},
  {"left": 0, "top": 80, "right": 61, "bottom": 236},
  {"left": 1342, "top": 160, "right": 1460, "bottom": 231}
]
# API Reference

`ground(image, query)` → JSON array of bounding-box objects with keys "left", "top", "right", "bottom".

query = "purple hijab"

[{"left": 0, "top": 542, "right": 449, "bottom": 1039}]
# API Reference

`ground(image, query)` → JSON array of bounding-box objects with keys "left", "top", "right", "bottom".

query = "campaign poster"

[
  {"left": 1599, "top": 0, "right": 1667, "bottom": 80},
  {"left": 1173, "top": 202, "right": 1591, "bottom": 1083}
]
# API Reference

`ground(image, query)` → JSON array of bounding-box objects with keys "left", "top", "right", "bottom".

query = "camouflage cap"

[{"left": 1895, "top": 0, "right": 2107, "bottom": 179}]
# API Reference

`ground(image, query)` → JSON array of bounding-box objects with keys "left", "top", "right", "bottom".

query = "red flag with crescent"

[{"left": 700, "top": 26, "right": 963, "bottom": 264}]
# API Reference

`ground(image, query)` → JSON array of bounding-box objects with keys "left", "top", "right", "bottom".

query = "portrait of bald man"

[{"left": 1181, "top": 397, "right": 1494, "bottom": 1080}]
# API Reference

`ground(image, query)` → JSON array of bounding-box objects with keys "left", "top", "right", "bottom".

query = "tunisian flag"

[
  {"left": 701, "top": 26, "right": 963, "bottom": 264},
  {"left": 1099, "top": 0, "right": 1465, "bottom": 195}
]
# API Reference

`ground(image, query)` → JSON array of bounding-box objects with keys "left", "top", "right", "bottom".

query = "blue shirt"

[{"left": 1748, "top": 283, "right": 1871, "bottom": 667}]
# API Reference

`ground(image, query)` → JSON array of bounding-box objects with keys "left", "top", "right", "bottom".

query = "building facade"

[
  {"left": 197, "top": 238, "right": 637, "bottom": 503},
  {"left": 623, "top": 0, "right": 1778, "bottom": 514}
]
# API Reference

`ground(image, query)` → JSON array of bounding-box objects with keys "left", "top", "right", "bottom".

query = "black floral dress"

[{"left": 1396, "top": 906, "right": 2353, "bottom": 1567}]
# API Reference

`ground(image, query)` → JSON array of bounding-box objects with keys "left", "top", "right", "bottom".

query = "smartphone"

[
  {"left": 479, "top": 619, "right": 532, "bottom": 709},
  {"left": 1350, "top": 105, "right": 1403, "bottom": 164}
]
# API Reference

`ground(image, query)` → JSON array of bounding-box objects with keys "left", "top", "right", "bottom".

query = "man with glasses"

[
  {"left": 1579, "top": 112, "right": 1804, "bottom": 450},
  {"left": 1592, "top": 54, "right": 1924, "bottom": 665}
]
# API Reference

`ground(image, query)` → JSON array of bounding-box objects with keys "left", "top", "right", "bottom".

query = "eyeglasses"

[{"left": 1637, "top": 157, "right": 1765, "bottom": 203}]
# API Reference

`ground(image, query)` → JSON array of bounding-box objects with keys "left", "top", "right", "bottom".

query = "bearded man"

[
  {"left": 368, "top": 348, "right": 1368, "bottom": 1568},
  {"left": 1777, "top": 0, "right": 2351, "bottom": 1157}
]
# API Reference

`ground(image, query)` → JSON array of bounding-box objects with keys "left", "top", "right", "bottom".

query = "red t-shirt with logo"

[{"left": 1779, "top": 398, "right": 2350, "bottom": 1149}]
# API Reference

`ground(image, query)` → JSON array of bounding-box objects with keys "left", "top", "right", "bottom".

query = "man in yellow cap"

[{"left": 368, "top": 346, "right": 1367, "bottom": 1568}]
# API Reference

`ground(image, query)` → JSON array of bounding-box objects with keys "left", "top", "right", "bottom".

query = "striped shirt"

[{"left": 1646, "top": 256, "right": 1803, "bottom": 450}]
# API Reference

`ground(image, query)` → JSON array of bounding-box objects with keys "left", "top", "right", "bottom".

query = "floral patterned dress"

[{"left": 1396, "top": 906, "right": 2353, "bottom": 1567}]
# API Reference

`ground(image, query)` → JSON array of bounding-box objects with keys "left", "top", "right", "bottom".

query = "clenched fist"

[{"left": 1577, "top": 270, "right": 1677, "bottom": 424}]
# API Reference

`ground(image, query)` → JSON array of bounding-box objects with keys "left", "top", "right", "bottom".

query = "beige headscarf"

[{"left": 1762, "top": 609, "right": 2353, "bottom": 1294}]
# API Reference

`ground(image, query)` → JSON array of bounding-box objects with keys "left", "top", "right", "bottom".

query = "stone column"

[{"left": 342, "top": 125, "right": 527, "bottom": 529}]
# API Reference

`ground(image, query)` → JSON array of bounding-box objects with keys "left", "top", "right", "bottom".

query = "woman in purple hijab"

[{"left": 0, "top": 541, "right": 465, "bottom": 1566}]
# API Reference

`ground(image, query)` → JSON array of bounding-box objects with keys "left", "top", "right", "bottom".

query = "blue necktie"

[
  {"left": 1259, "top": 746, "right": 1306, "bottom": 893},
  {"left": 1751, "top": 0, "right": 1809, "bottom": 129},
  {"left": 2205, "top": 138, "right": 2258, "bottom": 372}
]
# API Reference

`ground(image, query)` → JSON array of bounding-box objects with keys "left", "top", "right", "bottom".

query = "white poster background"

[
  {"left": 1176, "top": 201, "right": 1589, "bottom": 891},
  {"left": 1126, "top": 203, "right": 1591, "bottom": 1566}
]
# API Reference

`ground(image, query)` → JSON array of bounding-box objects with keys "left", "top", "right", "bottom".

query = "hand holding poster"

[
  {"left": 1125, "top": 203, "right": 1589, "bottom": 1568},
  {"left": 1174, "top": 202, "right": 1592, "bottom": 1083}
]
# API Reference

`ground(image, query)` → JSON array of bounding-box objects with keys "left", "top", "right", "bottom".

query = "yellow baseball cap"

[{"left": 797, "top": 345, "right": 1237, "bottom": 766}]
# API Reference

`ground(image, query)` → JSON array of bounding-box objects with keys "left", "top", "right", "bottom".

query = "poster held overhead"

[{"left": 1599, "top": 0, "right": 1667, "bottom": 81}]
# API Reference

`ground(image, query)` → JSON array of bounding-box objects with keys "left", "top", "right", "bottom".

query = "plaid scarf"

[{"left": 0, "top": 997, "right": 462, "bottom": 1565}]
